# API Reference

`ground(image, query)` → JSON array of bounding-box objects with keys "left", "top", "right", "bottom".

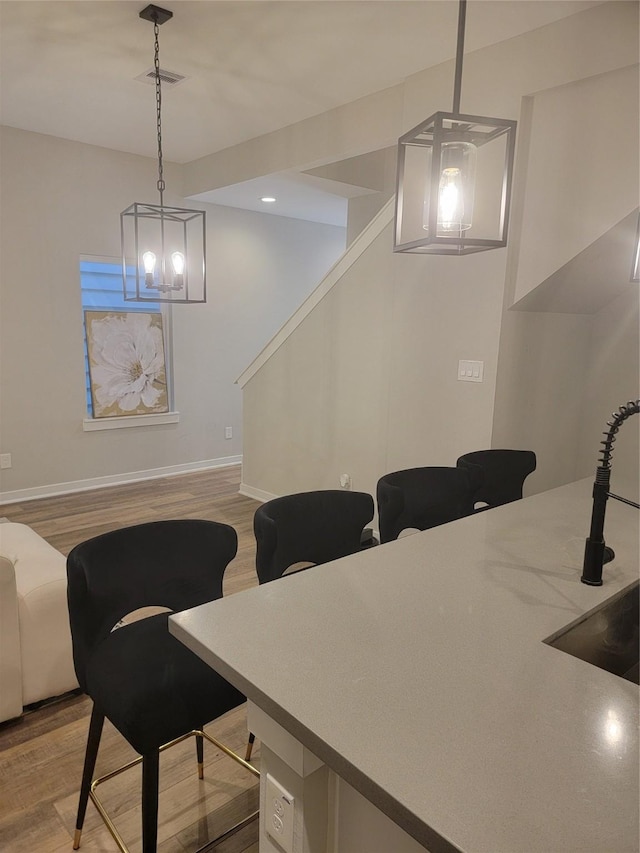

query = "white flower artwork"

[{"left": 85, "top": 311, "right": 169, "bottom": 418}]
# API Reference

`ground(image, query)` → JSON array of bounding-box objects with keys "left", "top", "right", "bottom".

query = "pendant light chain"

[
  {"left": 120, "top": 4, "right": 206, "bottom": 303},
  {"left": 153, "top": 19, "right": 165, "bottom": 206}
]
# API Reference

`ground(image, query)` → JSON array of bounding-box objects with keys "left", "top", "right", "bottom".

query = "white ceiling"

[
  {"left": 191, "top": 170, "right": 355, "bottom": 225},
  {"left": 0, "top": 0, "right": 603, "bottom": 223}
]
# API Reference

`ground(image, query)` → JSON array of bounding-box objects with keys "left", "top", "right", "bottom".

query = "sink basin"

[{"left": 545, "top": 581, "right": 639, "bottom": 684}]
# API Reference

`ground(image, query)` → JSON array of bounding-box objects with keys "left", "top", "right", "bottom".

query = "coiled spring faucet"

[{"left": 581, "top": 399, "right": 640, "bottom": 585}]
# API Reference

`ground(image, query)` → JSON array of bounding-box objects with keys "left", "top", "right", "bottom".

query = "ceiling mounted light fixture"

[
  {"left": 393, "top": 0, "right": 517, "bottom": 255},
  {"left": 121, "top": 4, "right": 206, "bottom": 303}
]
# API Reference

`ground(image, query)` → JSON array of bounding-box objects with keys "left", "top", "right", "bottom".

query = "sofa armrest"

[
  {"left": 0, "top": 522, "right": 78, "bottom": 711},
  {"left": 0, "top": 554, "right": 23, "bottom": 722}
]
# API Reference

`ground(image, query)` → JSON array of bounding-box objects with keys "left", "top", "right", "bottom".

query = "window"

[{"left": 80, "top": 258, "right": 170, "bottom": 418}]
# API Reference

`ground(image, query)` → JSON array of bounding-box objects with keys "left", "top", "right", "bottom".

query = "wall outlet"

[
  {"left": 0, "top": 453, "right": 12, "bottom": 469},
  {"left": 265, "top": 773, "right": 294, "bottom": 853},
  {"left": 339, "top": 473, "right": 352, "bottom": 490},
  {"left": 224, "top": 426, "right": 233, "bottom": 439}
]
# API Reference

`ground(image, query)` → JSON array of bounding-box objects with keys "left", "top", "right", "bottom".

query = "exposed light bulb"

[
  {"left": 260, "top": 196, "right": 276, "bottom": 203},
  {"left": 171, "top": 252, "right": 185, "bottom": 275},
  {"left": 143, "top": 251, "right": 156, "bottom": 273},
  {"left": 142, "top": 251, "right": 156, "bottom": 287},
  {"left": 423, "top": 140, "right": 477, "bottom": 235},
  {"left": 171, "top": 251, "right": 185, "bottom": 289},
  {"left": 439, "top": 168, "right": 464, "bottom": 231}
]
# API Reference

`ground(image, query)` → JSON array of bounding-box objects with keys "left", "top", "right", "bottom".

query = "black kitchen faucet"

[{"left": 581, "top": 400, "right": 640, "bottom": 586}]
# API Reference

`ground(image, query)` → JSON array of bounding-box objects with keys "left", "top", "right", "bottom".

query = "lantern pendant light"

[
  {"left": 121, "top": 4, "right": 206, "bottom": 303},
  {"left": 394, "top": 0, "right": 517, "bottom": 255}
]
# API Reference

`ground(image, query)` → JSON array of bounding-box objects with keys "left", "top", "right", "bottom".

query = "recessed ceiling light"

[{"left": 260, "top": 196, "right": 277, "bottom": 203}]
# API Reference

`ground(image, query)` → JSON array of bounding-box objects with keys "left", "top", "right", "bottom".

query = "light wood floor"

[{"left": 0, "top": 466, "right": 262, "bottom": 853}]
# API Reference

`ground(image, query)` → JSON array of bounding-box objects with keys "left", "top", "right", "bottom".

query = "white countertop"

[{"left": 170, "top": 479, "right": 639, "bottom": 853}]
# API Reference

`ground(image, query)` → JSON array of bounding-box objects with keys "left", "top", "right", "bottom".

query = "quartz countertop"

[{"left": 170, "top": 479, "right": 639, "bottom": 853}]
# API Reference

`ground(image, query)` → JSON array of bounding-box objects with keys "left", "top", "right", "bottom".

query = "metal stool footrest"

[{"left": 75, "top": 729, "right": 259, "bottom": 853}]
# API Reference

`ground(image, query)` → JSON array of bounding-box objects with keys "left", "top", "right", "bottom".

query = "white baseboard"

[
  {"left": 239, "top": 482, "right": 279, "bottom": 503},
  {"left": 0, "top": 456, "right": 243, "bottom": 505}
]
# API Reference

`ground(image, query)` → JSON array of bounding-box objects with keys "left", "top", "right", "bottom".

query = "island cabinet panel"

[{"left": 249, "top": 701, "right": 431, "bottom": 853}]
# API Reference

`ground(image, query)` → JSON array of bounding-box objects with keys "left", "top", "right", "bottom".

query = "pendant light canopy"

[
  {"left": 121, "top": 5, "right": 206, "bottom": 303},
  {"left": 394, "top": 0, "right": 517, "bottom": 255}
]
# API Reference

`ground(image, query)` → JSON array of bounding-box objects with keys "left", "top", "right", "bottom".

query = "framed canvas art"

[{"left": 85, "top": 310, "right": 169, "bottom": 418}]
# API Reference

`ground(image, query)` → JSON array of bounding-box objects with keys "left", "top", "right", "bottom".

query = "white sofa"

[{"left": 0, "top": 522, "right": 78, "bottom": 723}]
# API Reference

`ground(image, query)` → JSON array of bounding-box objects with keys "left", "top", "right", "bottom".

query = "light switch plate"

[{"left": 458, "top": 360, "right": 484, "bottom": 382}]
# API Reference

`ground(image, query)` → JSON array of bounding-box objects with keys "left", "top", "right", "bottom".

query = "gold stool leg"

[
  {"left": 245, "top": 732, "right": 256, "bottom": 762},
  {"left": 196, "top": 731, "right": 205, "bottom": 780}
]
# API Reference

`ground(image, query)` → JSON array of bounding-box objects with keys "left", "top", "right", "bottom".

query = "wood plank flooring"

[{"left": 0, "top": 466, "right": 261, "bottom": 853}]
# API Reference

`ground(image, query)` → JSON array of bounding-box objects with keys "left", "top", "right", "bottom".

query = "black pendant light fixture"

[
  {"left": 121, "top": 4, "right": 206, "bottom": 303},
  {"left": 393, "top": 0, "right": 517, "bottom": 255}
]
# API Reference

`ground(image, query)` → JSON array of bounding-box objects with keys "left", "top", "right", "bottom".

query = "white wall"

[
  {"left": 491, "top": 310, "right": 594, "bottom": 493},
  {"left": 492, "top": 60, "right": 639, "bottom": 495},
  {"left": 510, "top": 65, "right": 639, "bottom": 305},
  {"left": 0, "top": 126, "right": 345, "bottom": 498},
  {"left": 184, "top": 84, "right": 403, "bottom": 197},
  {"left": 242, "top": 220, "right": 394, "bottom": 500},
  {"left": 241, "top": 214, "right": 508, "bottom": 502},
  {"left": 346, "top": 146, "right": 397, "bottom": 246},
  {"left": 577, "top": 287, "right": 640, "bottom": 500},
  {"left": 492, "top": 285, "right": 639, "bottom": 498},
  {"left": 240, "top": 2, "right": 639, "bottom": 503}
]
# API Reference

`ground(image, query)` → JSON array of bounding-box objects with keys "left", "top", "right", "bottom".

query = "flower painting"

[{"left": 85, "top": 311, "right": 169, "bottom": 418}]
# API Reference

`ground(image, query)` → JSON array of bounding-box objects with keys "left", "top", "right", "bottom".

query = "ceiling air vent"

[{"left": 135, "top": 67, "right": 186, "bottom": 87}]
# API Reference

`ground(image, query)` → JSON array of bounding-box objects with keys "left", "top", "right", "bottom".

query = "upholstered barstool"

[
  {"left": 244, "top": 489, "right": 375, "bottom": 759},
  {"left": 67, "top": 519, "right": 258, "bottom": 853},
  {"left": 254, "top": 489, "right": 375, "bottom": 584},
  {"left": 456, "top": 449, "right": 536, "bottom": 510},
  {"left": 376, "top": 466, "right": 477, "bottom": 544}
]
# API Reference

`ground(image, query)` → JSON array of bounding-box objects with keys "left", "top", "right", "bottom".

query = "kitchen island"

[{"left": 170, "top": 479, "right": 639, "bottom": 853}]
